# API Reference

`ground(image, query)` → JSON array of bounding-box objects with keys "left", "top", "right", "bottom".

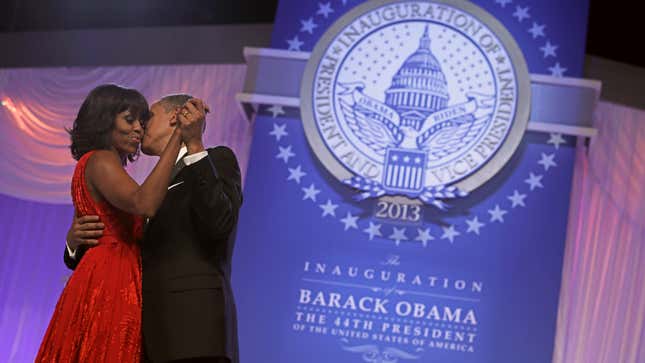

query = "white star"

[
  {"left": 300, "top": 17, "right": 318, "bottom": 34},
  {"left": 276, "top": 145, "right": 295, "bottom": 163},
  {"left": 319, "top": 199, "right": 338, "bottom": 217},
  {"left": 538, "top": 153, "right": 557, "bottom": 171},
  {"left": 513, "top": 6, "right": 530, "bottom": 22},
  {"left": 286, "top": 36, "right": 304, "bottom": 51},
  {"left": 548, "top": 133, "right": 566, "bottom": 149},
  {"left": 495, "top": 0, "right": 512, "bottom": 7},
  {"left": 528, "top": 22, "right": 545, "bottom": 38},
  {"left": 508, "top": 190, "right": 527, "bottom": 208},
  {"left": 269, "top": 123, "right": 287, "bottom": 141},
  {"left": 540, "top": 41, "right": 558, "bottom": 58},
  {"left": 441, "top": 225, "right": 460, "bottom": 243},
  {"left": 465, "top": 217, "right": 485, "bottom": 235},
  {"left": 549, "top": 63, "right": 567, "bottom": 77},
  {"left": 340, "top": 212, "right": 359, "bottom": 230},
  {"left": 317, "top": 2, "right": 334, "bottom": 18},
  {"left": 287, "top": 165, "right": 306, "bottom": 183},
  {"left": 364, "top": 222, "right": 382, "bottom": 240},
  {"left": 389, "top": 227, "right": 408, "bottom": 245},
  {"left": 547, "top": 133, "right": 567, "bottom": 149},
  {"left": 302, "top": 183, "right": 321, "bottom": 202},
  {"left": 267, "top": 105, "right": 285, "bottom": 118},
  {"left": 524, "top": 172, "right": 544, "bottom": 191},
  {"left": 488, "top": 205, "right": 508, "bottom": 223},
  {"left": 415, "top": 228, "right": 434, "bottom": 247}
]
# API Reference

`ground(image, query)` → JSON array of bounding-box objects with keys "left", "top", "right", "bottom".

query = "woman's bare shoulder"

[{"left": 85, "top": 150, "right": 122, "bottom": 175}]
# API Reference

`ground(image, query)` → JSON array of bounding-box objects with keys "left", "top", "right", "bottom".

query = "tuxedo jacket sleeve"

[
  {"left": 63, "top": 246, "right": 87, "bottom": 271},
  {"left": 183, "top": 146, "right": 243, "bottom": 241}
]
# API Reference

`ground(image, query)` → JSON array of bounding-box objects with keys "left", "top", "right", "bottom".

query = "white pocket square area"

[{"left": 168, "top": 181, "right": 185, "bottom": 190}]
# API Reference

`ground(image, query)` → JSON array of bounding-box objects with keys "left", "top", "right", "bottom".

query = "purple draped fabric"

[
  {"left": 553, "top": 101, "right": 645, "bottom": 363},
  {"left": 0, "top": 194, "right": 73, "bottom": 362}
]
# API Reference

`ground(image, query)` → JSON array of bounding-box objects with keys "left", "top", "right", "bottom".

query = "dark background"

[{"left": 0, "top": 0, "right": 640, "bottom": 67}]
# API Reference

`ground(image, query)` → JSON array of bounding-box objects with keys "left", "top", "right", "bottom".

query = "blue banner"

[{"left": 233, "top": 1, "right": 589, "bottom": 362}]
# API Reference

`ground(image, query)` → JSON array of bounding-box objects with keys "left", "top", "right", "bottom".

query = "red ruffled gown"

[{"left": 36, "top": 150, "right": 144, "bottom": 362}]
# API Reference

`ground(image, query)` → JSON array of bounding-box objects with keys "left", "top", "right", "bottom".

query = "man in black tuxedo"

[{"left": 64, "top": 94, "right": 242, "bottom": 363}]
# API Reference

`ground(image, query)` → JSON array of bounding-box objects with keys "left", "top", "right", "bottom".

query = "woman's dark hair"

[{"left": 68, "top": 84, "right": 149, "bottom": 164}]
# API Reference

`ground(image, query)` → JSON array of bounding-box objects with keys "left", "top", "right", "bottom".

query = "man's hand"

[
  {"left": 66, "top": 214, "right": 104, "bottom": 252},
  {"left": 177, "top": 98, "right": 208, "bottom": 154}
]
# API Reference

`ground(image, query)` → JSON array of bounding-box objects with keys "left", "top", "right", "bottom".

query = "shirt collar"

[{"left": 176, "top": 146, "right": 188, "bottom": 164}]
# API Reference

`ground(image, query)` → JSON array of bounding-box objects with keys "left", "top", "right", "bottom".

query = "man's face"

[{"left": 141, "top": 101, "right": 175, "bottom": 156}]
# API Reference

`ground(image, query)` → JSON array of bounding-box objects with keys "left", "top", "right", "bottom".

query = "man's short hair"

[{"left": 159, "top": 94, "right": 192, "bottom": 112}]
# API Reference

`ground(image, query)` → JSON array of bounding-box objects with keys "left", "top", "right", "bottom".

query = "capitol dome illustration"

[{"left": 385, "top": 25, "right": 450, "bottom": 131}]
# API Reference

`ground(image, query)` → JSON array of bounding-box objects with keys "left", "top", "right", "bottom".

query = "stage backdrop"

[
  {"left": 233, "top": 1, "right": 590, "bottom": 362},
  {"left": 0, "top": 5, "right": 642, "bottom": 363}
]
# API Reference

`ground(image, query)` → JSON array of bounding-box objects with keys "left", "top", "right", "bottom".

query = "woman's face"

[{"left": 110, "top": 110, "right": 144, "bottom": 157}]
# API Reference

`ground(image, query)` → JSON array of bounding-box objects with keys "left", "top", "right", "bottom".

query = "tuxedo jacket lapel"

[{"left": 169, "top": 158, "right": 187, "bottom": 183}]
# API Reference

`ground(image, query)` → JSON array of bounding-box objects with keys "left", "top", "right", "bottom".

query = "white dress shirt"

[{"left": 66, "top": 146, "right": 208, "bottom": 258}]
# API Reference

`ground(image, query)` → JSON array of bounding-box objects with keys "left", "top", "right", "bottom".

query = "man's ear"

[{"left": 169, "top": 108, "right": 180, "bottom": 127}]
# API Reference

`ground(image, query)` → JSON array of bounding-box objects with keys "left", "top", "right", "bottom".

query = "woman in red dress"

[{"left": 36, "top": 84, "right": 186, "bottom": 362}]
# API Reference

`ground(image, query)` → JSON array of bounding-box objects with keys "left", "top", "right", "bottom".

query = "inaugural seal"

[{"left": 301, "top": 0, "right": 530, "bottom": 208}]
